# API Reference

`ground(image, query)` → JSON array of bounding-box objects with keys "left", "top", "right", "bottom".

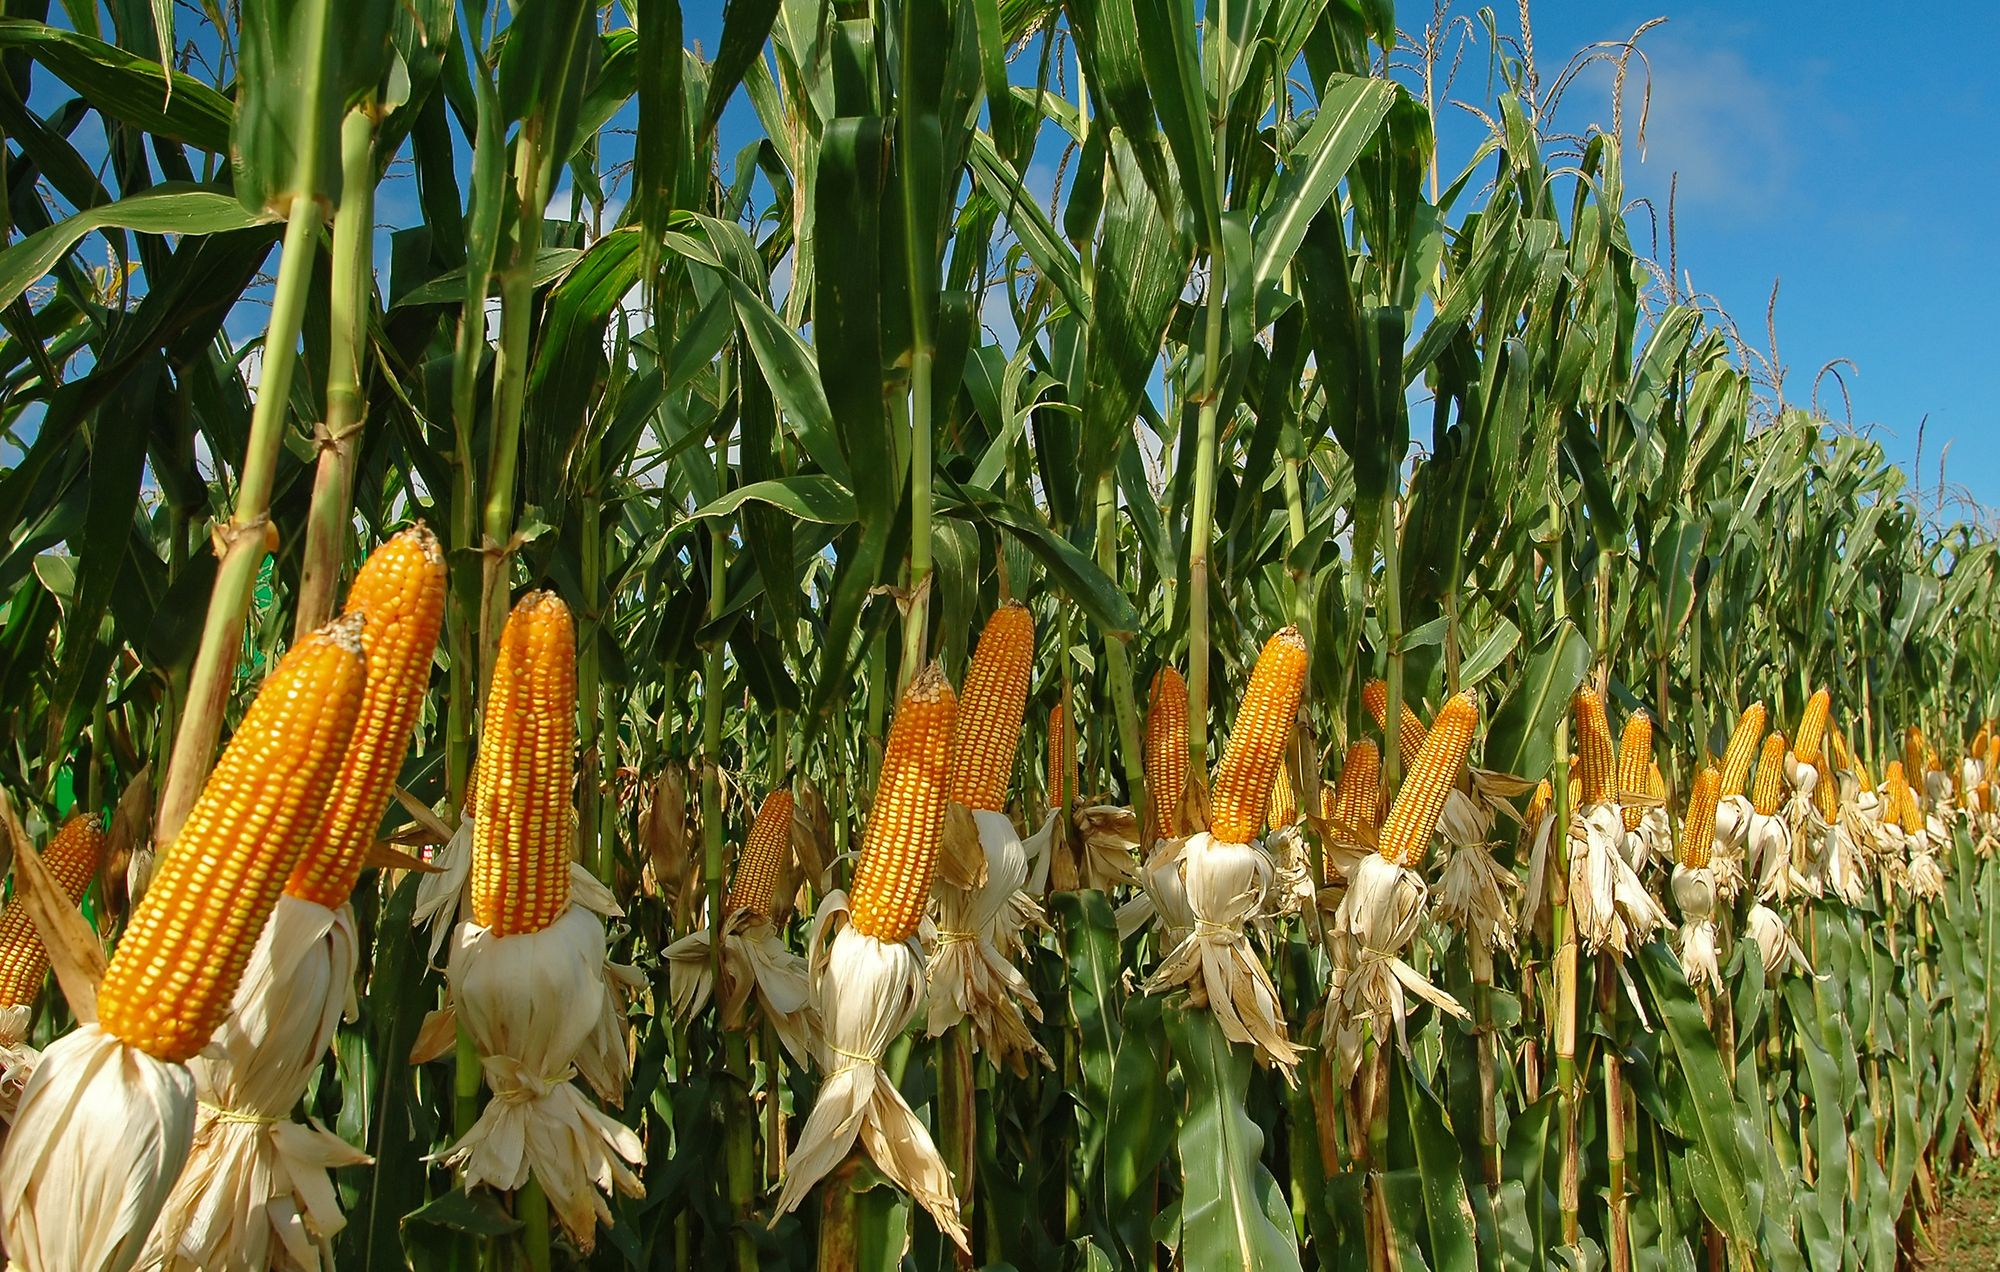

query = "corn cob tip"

[
  {"left": 1208, "top": 627, "right": 1308, "bottom": 844},
  {"left": 947, "top": 602, "right": 1035, "bottom": 811},
  {"left": 1377, "top": 690, "right": 1477, "bottom": 866},
  {"left": 1573, "top": 686, "right": 1615, "bottom": 807},
  {"left": 850, "top": 663, "right": 958, "bottom": 942},
  {"left": 1681, "top": 767, "right": 1721, "bottom": 869},
  {"left": 727, "top": 788, "right": 797, "bottom": 917}
]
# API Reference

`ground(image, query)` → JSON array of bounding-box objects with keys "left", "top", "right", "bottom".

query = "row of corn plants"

[{"left": 0, "top": 0, "right": 1988, "bottom": 1270}]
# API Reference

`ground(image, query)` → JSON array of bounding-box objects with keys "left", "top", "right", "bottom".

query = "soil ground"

[{"left": 1929, "top": 1160, "right": 2000, "bottom": 1271}]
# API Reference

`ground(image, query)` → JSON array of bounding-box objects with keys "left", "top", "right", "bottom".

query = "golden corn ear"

[
  {"left": 1794, "top": 689, "right": 1830, "bottom": 768},
  {"left": 1146, "top": 667, "right": 1190, "bottom": 841},
  {"left": 1618, "top": 712, "right": 1653, "bottom": 833},
  {"left": 1523, "top": 778, "right": 1552, "bottom": 836},
  {"left": 1363, "top": 678, "right": 1426, "bottom": 765},
  {"left": 850, "top": 663, "right": 958, "bottom": 942},
  {"left": 1885, "top": 762, "right": 1923, "bottom": 834},
  {"left": 1719, "top": 702, "right": 1767, "bottom": 799},
  {"left": 1814, "top": 759, "right": 1840, "bottom": 824},
  {"left": 287, "top": 525, "right": 447, "bottom": 908},
  {"left": 1267, "top": 766, "right": 1298, "bottom": 832},
  {"left": 99, "top": 615, "right": 366, "bottom": 1062},
  {"left": 1680, "top": 767, "right": 1721, "bottom": 869},
  {"left": 726, "top": 789, "right": 796, "bottom": 917},
  {"left": 0, "top": 814, "right": 107, "bottom": 1009},
  {"left": 470, "top": 592, "right": 576, "bottom": 937},
  {"left": 1379, "top": 691, "right": 1477, "bottom": 866},
  {"left": 1905, "top": 727, "right": 1925, "bottom": 790},
  {"left": 1752, "top": 733, "right": 1788, "bottom": 816},
  {"left": 1047, "top": 702, "right": 1075, "bottom": 812},
  {"left": 947, "top": 602, "right": 1034, "bottom": 812},
  {"left": 1573, "top": 687, "right": 1615, "bottom": 807},
  {"left": 1209, "top": 627, "right": 1309, "bottom": 844},
  {"left": 1333, "top": 740, "right": 1381, "bottom": 848}
]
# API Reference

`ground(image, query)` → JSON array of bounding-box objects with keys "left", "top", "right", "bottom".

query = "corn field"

[{"left": 0, "top": 0, "right": 1991, "bottom": 1270}]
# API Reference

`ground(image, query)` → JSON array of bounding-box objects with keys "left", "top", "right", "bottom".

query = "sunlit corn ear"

[
  {"left": 1793, "top": 688, "right": 1830, "bottom": 768},
  {"left": 1905, "top": 727, "right": 1927, "bottom": 795},
  {"left": 0, "top": 816, "right": 104, "bottom": 1014},
  {"left": 1145, "top": 667, "right": 1189, "bottom": 841},
  {"left": 100, "top": 613, "right": 368, "bottom": 1063},
  {"left": 1617, "top": 712, "right": 1653, "bottom": 833},
  {"left": 1209, "top": 627, "right": 1308, "bottom": 844},
  {"left": 1753, "top": 734, "right": 1788, "bottom": 816},
  {"left": 1571, "top": 687, "right": 1615, "bottom": 808},
  {"left": 726, "top": 790, "right": 796, "bottom": 918},
  {"left": 289, "top": 524, "right": 447, "bottom": 909},
  {"left": 1333, "top": 740, "right": 1382, "bottom": 849},
  {"left": 1363, "top": 678, "right": 1427, "bottom": 764},
  {"left": 471, "top": 591, "right": 576, "bottom": 937},
  {"left": 1718, "top": 702, "right": 1767, "bottom": 799},
  {"left": 1045, "top": 701, "right": 1075, "bottom": 815},
  {"left": 1266, "top": 765, "right": 1298, "bottom": 833},
  {"left": 1679, "top": 768, "right": 1721, "bottom": 870},
  {"left": 948, "top": 602, "right": 1034, "bottom": 813},
  {"left": 1379, "top": 692, "right": 1477, "bottom": 867},
  {"left": 850, "top": 664, "right": 957, "bottom": 943}
]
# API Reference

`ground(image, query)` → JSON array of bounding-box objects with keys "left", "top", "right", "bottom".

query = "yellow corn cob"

[
  {"left": 1378, "top": 691, "right": 1477, "bottom": 866},
  {"left": 1972, "top": 726, "right": 1989, "bottom": 765},
  {"left": 1752, "top": 733, "right": 1787, "bottom": 816},
  {"left": 1618, "top": 712, "right": 1653, "bottom": 833},
  {"left": 850, "top": 663, "right": 958, "bottom": 942},
  {"left": 1267, "top": 766, "right": 1298, "bottom": 832},
  {"left": 1987, "top": 730, "right": 1999, "bottom": 774},
  {"left": 1146, "top": 667, "right": 1190, "bottom": 841},
  {"left": 1047, "top": 702, "right": 1075, "bottom": 812},
  {"left": 1905, "top": 727, "right": 1925, "bottom": 791},
  {"left": 0, "top": 814, "right": 107, "bottom": 1009},
  {"left": 470, "top": 592, "right": 577, "bottom": 938},
  {"left": 1209, "top": 628, "right": 1309, "bottom": 844},
  {"left": 1794, "top": 689, "right": 1830, "bottom": 768},
  {"left": 1573, "top": 687, "right": 1615, "bottom": 808},
  {"left": 1885, "top": 762, "right": 1923, "bottom": 834},
  {"left": 1362, "top": 678, "right": 1426, "bottom": 765},
  {"left": 1333, "top": 740, "right": 1381, "bottom": 848},
  {"left": 1828, "top": 727, "right": 1852, "bottom": 773},
  {"left": 1523, "top": 778, "right": 1552, "bottom": 836},
  {"left": 947, "top": 602, "right": 1034, "bottom": 812},
  {"left": 286, "top": 526, "right": 447, "bottom": 908},
  {"left": 1814, "top": 759, "right": 1839, "bottom": 824},
  {"left": 726, "top": 789, "right": 796, "bottom": 917},
  {"left": 1680, "top": 767, "right": 1721, "bottom": 869},
  {"left": 1719, "top": 702, "right": 1767, "bottom": 799},
  {"left": 98, "top": 615, "right": 366, "bottom": 1062}
]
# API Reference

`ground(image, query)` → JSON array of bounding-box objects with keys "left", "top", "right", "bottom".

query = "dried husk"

[
  {"left": 772, "top": 895, "right": 969, "bottom": 1252},
  {"left": 664, "top": 910, "right": 812, "bottom": 1066},
  {"left": 1746, "top": 902, "right": 1808, "bottom": 979},
  {"left": 1710, "top": 795, "right": 1753, "bottom": 902},
  {"left": 0, "top": 1024, "right": 196, "bottom": 1272},
  {"left": 434, "top": 902, "right": 644, "bottom": 1249},
  {"left": 1670, "top": 865, "right": 1719, "bottom": 992},
  {"left": 1324, "top": 853, "right": 1468, "bottom": 1085},
  {"left": 927, "top": 809, "right": 1051, "bottom": 1075},
  {"left": 1141, "top": 832, "right": 1303, "bottom": 1075},
  {"left": 1072, "top": 804, "right": 1144, "bottom": 894},
  {"left": 138, "top": 896, "right": 369, "bottom": 1272},
  {"left": 1434, "top": 787, "right": 1520, "bottom": 950},
  {"left": 1569, "top": 804, "right": 1667, "bottom": 956},
  {"left": 1113, "top": 835, "right": 1194, "bottom": 943}
]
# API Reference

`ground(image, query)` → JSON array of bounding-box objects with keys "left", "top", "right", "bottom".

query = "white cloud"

[{"left": 1627, "top": 37, "right": 1797, "bottom": 219}]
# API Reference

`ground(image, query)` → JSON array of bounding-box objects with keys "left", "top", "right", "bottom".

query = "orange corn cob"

[
  {"left": 1378, "top": 691, "right": 1477, "bottom": 866},
  {"left": 1618, "top": 711, "right": 1653, "bottom": 833},
  {"left": 1752, "top": 733, "right": 1788, "bottom": 816},
  {"left": 287, "top": 526, "right": 447, "bottom": 908},
  {"left": 98, "top": 616, "right": 366, "bottom": 1061},
  {"left": 1333, "top": 740, "right": 1381, "bottom": 848},
  {"left": 470, "top": 592, "right": 577, "bottom": 937},
  {"left": 1794, "top": 689, "right": 1830, "bottom": 768},
  {"left": 850, "top": 664, "right": 958, "bottom": 942},
  {"left": 947, "top": 602, "right": 1034, "bottom": 812},
  {"left": 1680, "top": 767, "right": 1721, "bottom": 869},
  {"left": 1573, "top": 687, "right": 1615, "bottom": 807},
  {"left": 0, "top": 814, "right": 107, "bottom": 1009},
  {"left": 1523, "top": 778, "right": 1552, "bottom": 835},
  {"left": 1047, "top": 702, "right": 1076, "bottom": 812},
  {"left": 1814, "top": 759, "right": 1840, "bottom": 824},
  {"left": 1905, "top": 727, "right": 1925, "bottom": 792},
  {"left": 1267, "top": 766, "right": 1298, "bottom": 832},
  {"left": 1146, "top": 667, "right": 1190, "bottom": 841},
  {"left": 726, "top": 789, "right": 796, "bottom": 917},
  {"left": 1362, "top": 678, "right": 1426, "bottom": 765},
  {"left": 1886, "top": 762, "right": 1924, "bottom": 835},
  {"left": 1719, "top": 702, "right": 1767, "bottom": 799},
  {"left": 1209, "top": 628, "right": 1309, "bottom": 844}
]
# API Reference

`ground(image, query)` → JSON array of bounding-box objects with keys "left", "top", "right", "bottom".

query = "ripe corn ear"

[
  {"left": 1905, "top": 727, "right": 1925, "bottom": 790},
  {"left": 849, "top": 663, "right": 957, "bottom": 942},
  {"left": 1618, "top": 712, "right": 1653, "bottom": 832},
  {"left": 98, "top": 615, "right": 366, "bottom": 1062},
  {"left": 1363, "top": 678, "right": 1426, "bottom": 763},
  {"left": 1047, "top": 702, "right": 1075, "bottom": 812},
  {"left": 1209, "top": 628, "right": 1308, "bottom": 844},
  {"left": 1573, "top": 687, "right": 1615, "bottom": 807},
  {"left": 1680, "top": 767, "right": 1721, "bottom": 869},
  {"left": 1146, "top": 667, "right": 1189, "bottom": 841},
  {"left": 0, "top": 815, "right": 106, "bottom": 1009},
  {"left": 726, "top": 789, "right": 796, "bottom": 917},
  {"left": 1794, "top": 689, "right": 1830, "bottom": 767},
  {"left": 470, "top": 592, "right": 577, "bottom": 937},
  {"left": 947, "top": 602, "right": 1033, "bottom": 812},
  {"left": 1753, "top": 733, "right": 1788, "bottom": 816},
  {"left": 1378, "top": 691, "right": 1477, "bottom": 867},
  {"left": 1267, "top": 766, "right": 1298, "bottom": 832},
  {"left": 1719, "top": 702, "right": 1767, "bottom": 798},
  {"left": 1333, "top": 740, "right": 1381, "bottom": 848},
  {"left": 287, "top": 525, "right": 447, "bottom": 907}
]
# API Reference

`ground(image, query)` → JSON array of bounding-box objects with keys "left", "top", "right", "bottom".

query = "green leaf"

[
  {"left": 1483, "top": 618, "right": 1590, "bottom": 781},
  {"left": 234, "top": 0, "right": 396, "bottom": 209},
  {"left": 698, "top": 0, "right": 783, "bottom": 139},
  {"left": 1250, "top": 74, "right": 1395, "bottom": 328},
  {"left": 935, "top": 482, "right": 1141, "bottom": 638},
  {"left": 0, "top": 186, "right": 272, "bottom": 316},
  {"left": 391, "top": 246, "right": 586, "bottom": 308},
  {"left": 0, "top": 18, "right": 234, "bottom": 152},
  {"left": 967, "top": 130, "right": 1092, "bottom": 320},
  {"left": 690, "top": 476, "right": 858, "bottom": 526},
  {"left": 1458, "top": 617, "right": 1520, "bottom": 690},
  {"left": 1167, "top": 1005, "right": 1305, "bottom": 1272}
]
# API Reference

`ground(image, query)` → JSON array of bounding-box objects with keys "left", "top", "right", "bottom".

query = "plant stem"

[
  {"left": 519, "top": 1173, "right": 550, "bottom": 1272},
  {"left": 940, "top": 1021, "right": 976, "bottom": 1269},
  {"left": 1381, "top": 487, "right": 1406, "bottom": 789},
  {"left": 1097, "top": 474, "right": 1145, "bottom": 808},
  {"left": 156, "top": 192, "right": 322, "bottom": 846},
  {"left": 294, "top": 104, "right": 378, "bottom": 636}
]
